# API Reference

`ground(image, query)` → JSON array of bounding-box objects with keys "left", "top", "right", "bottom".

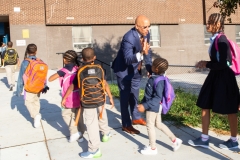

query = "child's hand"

[
  {"left": 109, "top": 98, "right": 115, "bottom": 109},
  {"left": 61, "top": 98, "right": 66, "bottom": 108},
  {"left": 42, "top": 86, "right": 49, "bottom": 94},
  {"left": 137, "top": 104, "right": 145, "bottom": 112}
]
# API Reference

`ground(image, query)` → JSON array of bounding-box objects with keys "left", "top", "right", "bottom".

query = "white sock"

[
  {"left": 201, "top": 134, "right": 209, "bottom": 142},
  {"left": 230, "top": 137, "right": 237, "bottom": 142}
]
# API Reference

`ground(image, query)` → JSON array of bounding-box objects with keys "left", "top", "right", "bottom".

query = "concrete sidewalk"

[{"left": 0, "top": 70, "right": 239, "bottom": 160}]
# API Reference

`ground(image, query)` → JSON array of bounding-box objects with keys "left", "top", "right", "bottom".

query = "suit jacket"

[{"left": 111, "top": 27, "right": 152, "bottom": 79}]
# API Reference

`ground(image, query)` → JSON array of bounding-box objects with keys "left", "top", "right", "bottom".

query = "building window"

[
  {"left": 204, "top": 25, "right": 212, "bottom": 45},
  {"left": 72, "top": 26, "right": 92, "bottom": 52},
  {"left": 149, "top": 25, "right": 160, "bottom": 47},
  {"left": 235, "top": 25, "right": 240, "bottom": 44}
]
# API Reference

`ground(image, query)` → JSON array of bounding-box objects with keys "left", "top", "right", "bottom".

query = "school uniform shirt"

[
  {"left": 141, "top": 75, "right": 164, "bottom": 113},
  {"left": 57, "top": 63, "right": 76, "bottom": 77}
]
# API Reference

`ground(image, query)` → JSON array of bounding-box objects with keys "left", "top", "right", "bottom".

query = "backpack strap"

[
  {"left": 153, "top": 76, "right": 165, "bottom": 90},
  {"left": 214, "top": 33, "right": 223, "bottom": 51}
]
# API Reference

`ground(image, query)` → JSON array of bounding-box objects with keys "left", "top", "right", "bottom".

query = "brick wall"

[
  {"left": 45, "top": 0, "right": 180, "bottom": 25},
  {"left": 0, "top": 0, "right": 45, "bottom": 25},
  {"left": 1, "top": 0, "right": 240, "bottom": 25}
]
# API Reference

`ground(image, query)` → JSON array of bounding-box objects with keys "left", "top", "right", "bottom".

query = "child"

[
  {"left": 137, "top": 57, "right": 182, "bottom": 155},
  {"left": 61, "top": 47, "right": 114, "bottom": 159},
  {"left": 48, "top": 50, "right": 84, "bottom": 143},
  {"left": 188, "top": 13, "right": 240, "bottom": 150},
  {"left": 16, "top": 43, "right": 49, "bottom": 128},
  {"left": 2, "top": 41, "right": 20, "bottom": 91}
]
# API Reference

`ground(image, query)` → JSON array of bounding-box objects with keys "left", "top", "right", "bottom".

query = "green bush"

[{"left": 109, "top": 84, "right": 240, "bottom": 134}]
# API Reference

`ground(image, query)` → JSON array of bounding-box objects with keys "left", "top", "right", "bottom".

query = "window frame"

[
  {"left": 149, "top": 25, "right": 161, "bottom": 48},
  {"left": 72, "top": 26, "right": 93, "bottom": 52}
]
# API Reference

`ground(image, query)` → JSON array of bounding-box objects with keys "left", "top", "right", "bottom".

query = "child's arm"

[
  {"left": 61, "top": 84, "right": 74, "bottom": 108},
  {"left": 48, "top": 73, "right": 60, "bottom": 82},
  {"left": 104, "top": 80, "right": 114, "bottom": 109}
]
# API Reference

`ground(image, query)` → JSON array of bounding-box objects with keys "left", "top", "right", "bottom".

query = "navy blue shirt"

[
  {"left": 57, "top": 63, "right": 76, "bottom": 77},
  {"left": 141, "top": 75, "right": 164, "bottom": 113}
]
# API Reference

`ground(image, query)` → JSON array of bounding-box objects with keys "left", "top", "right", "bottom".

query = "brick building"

[{"left": 1, "top": 0, "right": 240, "bottom": 72}]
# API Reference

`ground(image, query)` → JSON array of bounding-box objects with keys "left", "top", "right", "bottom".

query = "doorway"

[{"left": 0, "top": 16, "right": 10, "bottom": 44}]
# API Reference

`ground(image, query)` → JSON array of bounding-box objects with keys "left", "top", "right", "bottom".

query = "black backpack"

[
  {"left": 4, "top": 49, "right": 17, "bottom": 65},
  {"left": 77, "top": 64, "right": 105, "bottom": 108}
]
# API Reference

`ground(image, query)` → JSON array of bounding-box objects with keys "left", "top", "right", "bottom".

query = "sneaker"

[
  {"left": 77, "top": 137, "right": 84, "bottom": 143},
  {"left": 69, "top": 132, "right": 81, "bottom": 143},
  {"left": 34, "top": 114, "right": 41, "bottom": 128},
  {"left": 219, "top": 139, "right": 239, "bottom": 150},
  {"left": 172, "top": 138, "right": 183, "bottom": 151},
  {"left": 102, "top": 132, "right": 111, "bottom": 142},
  {"left": 9, "top": 84, "right": 13, "bottom": 91},
  {"left": 188, "top": 137, "right": 209, "bottom": 149},
  {"left": 80, "top": 149, "right": 102, "bottom": 158},
  {"left": 140, "top": 146, "right": 158, "bottom": 155}
]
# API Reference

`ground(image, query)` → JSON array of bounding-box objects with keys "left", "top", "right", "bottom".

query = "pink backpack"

[
  {"left": 215, "top": 33, "right": 240, "bottom": 75},
  {"left": 59, "top": 66, "right": 80, "bottom": 108}
]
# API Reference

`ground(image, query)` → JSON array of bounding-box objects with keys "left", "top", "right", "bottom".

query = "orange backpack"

[{"left": 23, "top": 58, "right": 48, "bottom": 93}]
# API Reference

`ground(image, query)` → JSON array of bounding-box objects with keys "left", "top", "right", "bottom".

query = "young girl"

[
  {"left": 48, "top": 50, "right": 84, "bottom": 143},
  {"left": 188, "top": 13, "right": 240, "bottom": 150},
  {"left": 137, "top": 57, "right": 182, "bottom": 155}
]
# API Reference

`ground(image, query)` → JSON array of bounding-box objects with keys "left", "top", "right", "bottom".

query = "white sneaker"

[
  {"left": 77, "top": 137, "right": 84, "bottom": 143},
  {"left": 80, "top": 149, "right": 102, "bottom": 158},
  {"left": 69, "top": 132, "right": 81, "bottom": 143},
  {"left": 172, "top": 138, "right": 182, "bottom": 151},
  {"left": 34, "top": 114, "right": 41, "bottom": 128},
  {"left": 140, "top": 146, "right": 158, "bottom": 155}
]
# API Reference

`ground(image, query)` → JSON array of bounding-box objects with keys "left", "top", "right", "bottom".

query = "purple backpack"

[
  {"left": 153, "top": 76, "right": 175, "bottom": 114},
  {"left": 59, "top": 66, "right": 80, "bottom": 108}
]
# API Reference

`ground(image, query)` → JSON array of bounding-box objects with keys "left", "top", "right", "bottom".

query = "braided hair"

[
  {"left": 63, "top": 50, "right": 78, "bottom": 64},
  {"left": 208, "top": 13, "right": 225, "bottom": 33},
  {"left": 152, "top": 57, "right": 168, "bottom": 75}
]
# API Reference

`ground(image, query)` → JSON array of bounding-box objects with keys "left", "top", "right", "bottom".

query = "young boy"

[
  {"left": 16, "top": 43, "right": 48, "bottom": 128},
  {"left": 61, "top": 47, "right": 114, "bottom": 158},
  {"left": 2, "top": 41, "right": 20, "bottom": 91}
]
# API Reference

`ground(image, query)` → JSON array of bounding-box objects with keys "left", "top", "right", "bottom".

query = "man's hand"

[
  {"left": 109, "top": 97, "right": 115, "bottom": 109},
  {"left": 137, "top": 104, "right": 145, "bottom": 113},
  {"left": 141, "top": 38, "right": 150, "bottom": 55}
]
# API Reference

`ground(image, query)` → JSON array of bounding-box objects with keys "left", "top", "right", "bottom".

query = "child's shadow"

[
  {"left": 10, "top": 94, "right": 32, "bottom": 122},
  {"left": 1, "top": 77, "right": 9, "bottom": 88},
  {"left": 104, "top": 98, "right": 231, "bottom": 159},
  {"left": 40, "top": 99, "right": 69, "bottom": 137}
]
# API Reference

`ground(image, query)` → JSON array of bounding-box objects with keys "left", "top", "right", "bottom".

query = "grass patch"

[{"left": 109, "top": 84, "right": 240, "bottom": 134}]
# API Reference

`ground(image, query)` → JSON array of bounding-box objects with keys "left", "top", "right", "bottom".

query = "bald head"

[
  {"left": 135, "top": 15, "right": 149, "bottom": 25},
  {"left": 135, "top": 15, "right": 150, "bottom": 36}
]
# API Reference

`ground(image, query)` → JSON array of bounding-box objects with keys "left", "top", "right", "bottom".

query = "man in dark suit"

[{"left": 111, "top": 15, "right": 152, "bottom": 134}]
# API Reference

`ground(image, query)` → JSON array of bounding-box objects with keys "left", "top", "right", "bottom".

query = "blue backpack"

[{"left": 153, "top": 76, "right": 175, "bottom": 114}]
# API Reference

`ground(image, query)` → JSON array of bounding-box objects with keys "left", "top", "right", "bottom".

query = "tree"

[{"left": 213, "top": 0, "right": 240, "bottom": 23}]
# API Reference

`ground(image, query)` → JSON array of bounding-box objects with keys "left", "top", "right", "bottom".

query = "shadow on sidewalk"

[
  {"left": 10, "top": 94, "right": 69, "bottom": 136},
  {"left": 104, "top": 105, "right": 233, "bottom": 160},
  {"left": 10, "top": 94, "right": 32, "bottom": 123},
  {"left": 1, "top": 77, "right": 9, "bottom": 88},
  {"left": 40, "top": 99, "right": 69, "bottom": 137}
]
